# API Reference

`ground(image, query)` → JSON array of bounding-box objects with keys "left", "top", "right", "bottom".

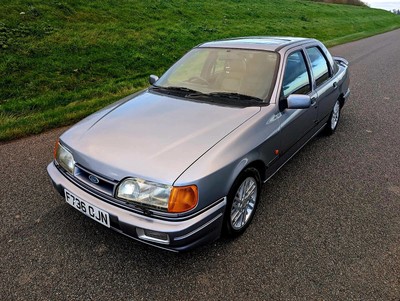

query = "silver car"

[{"left": 47, "top": 37, "right": 350, "bottom": 251}]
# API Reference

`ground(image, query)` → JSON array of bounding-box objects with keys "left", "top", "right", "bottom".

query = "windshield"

[{"left": 154, "top": 48, "right": 279, "bottom": 102}]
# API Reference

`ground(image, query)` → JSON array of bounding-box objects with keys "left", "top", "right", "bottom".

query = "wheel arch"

[
  {"left": 338, "top": 92, "right": 345, "bottom": 108},
  {"left": 243, "top": 160, "right": 266, "bottom": 183},
  {"left": 229, "top": 157, "right": 266, "bottom": 191}
]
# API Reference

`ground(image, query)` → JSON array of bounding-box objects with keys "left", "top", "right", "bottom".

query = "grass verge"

[{"left": 1, "top": 0, "right": 399, "bottom": 141}]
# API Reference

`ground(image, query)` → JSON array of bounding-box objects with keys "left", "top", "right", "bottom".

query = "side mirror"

[
  {"left": 287, "top": 94, "right": 311, "bottom": 109},
  {"left": 149, "top": 75, "right": 159, "bottom": 85}
]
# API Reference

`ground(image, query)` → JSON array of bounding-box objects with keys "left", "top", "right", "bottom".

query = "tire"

[
  {"left": 224, "top": 167, "right": 261, "bottom": 238},
  {"left": 324, "top": 99, "right": 341, "bottom": 135}
]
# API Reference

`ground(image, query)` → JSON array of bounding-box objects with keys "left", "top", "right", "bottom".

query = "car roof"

[{"left": 197, "top": 37, "right": 315, "bottom": 52}]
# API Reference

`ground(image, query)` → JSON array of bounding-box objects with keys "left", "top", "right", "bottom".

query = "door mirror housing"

[
  {"left": 287, "top": 94, "right": 311, "bottom": 109},
  {"left": 149, "top": 75, "right": 159, "bottom": 85}
]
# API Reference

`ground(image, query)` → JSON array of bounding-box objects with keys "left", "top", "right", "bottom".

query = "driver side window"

[
  {"left": 282, "top": 51, "right": 311, "bottom": 98},
  {"left": 165, "top": 50, "right": 209, "bottom": 85}
]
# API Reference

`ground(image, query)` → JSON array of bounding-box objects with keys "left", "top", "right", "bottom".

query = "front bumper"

[{"left": 47, "top": 162, "right": 226, "bottom": 252}]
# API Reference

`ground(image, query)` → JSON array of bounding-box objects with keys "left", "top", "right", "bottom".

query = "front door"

[{"left": 278, "top": 49, "right": 317, "bottom": 154}]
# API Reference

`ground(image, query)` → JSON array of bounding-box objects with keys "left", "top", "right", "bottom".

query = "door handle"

[
  {"left": 333, "top": 82, "right": 338, "bottom": 89},
  {"left": 311, "top": 97, "right": 317, "bottom": 106}
]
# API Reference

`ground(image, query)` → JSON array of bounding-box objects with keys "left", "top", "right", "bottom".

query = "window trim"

[
  {"left": 280, "top": 49, "right": 313, "bottom": 100},
  {"left": 304, "top": 46, "right": 332, "bottom": 88}
]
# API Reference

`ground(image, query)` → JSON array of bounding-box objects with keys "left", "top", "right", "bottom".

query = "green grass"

[{"left": 1, "top": 0, "right": 399, "bottom": 141}]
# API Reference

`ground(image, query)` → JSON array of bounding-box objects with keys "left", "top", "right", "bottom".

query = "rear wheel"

[
  {"left": 324, "top": 99, "right": 341, "bottom": 135},
  {"left": 224, "top": 167, "right": 261, "bottom": 237}
]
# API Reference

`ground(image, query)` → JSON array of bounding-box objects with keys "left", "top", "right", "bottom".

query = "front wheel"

[
  {"left": 324, "top": 99, "right": 341, "bottom": 135},
  {"left": 224, "top": 167, "right": 261, "bottom": 237}
]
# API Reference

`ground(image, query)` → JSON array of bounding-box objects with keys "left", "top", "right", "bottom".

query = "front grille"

[
  {"left": 74, "top": 164, "right": 118, "bottom": 197},
  {"left": 63, "top": 163, "right": 200, "bottom": 220}
]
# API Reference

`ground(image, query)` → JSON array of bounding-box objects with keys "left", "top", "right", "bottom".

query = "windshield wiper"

[
  {"left": 206, "top": 92, "right": 263, "bottom": 103},
  {"left": 151, "top": 85, "right": 203, "bottom": 95},
  {"left": 151, "top": 86, "right": 263, "bottom": 105}
]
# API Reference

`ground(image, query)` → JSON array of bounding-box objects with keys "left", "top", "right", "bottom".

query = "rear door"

[{"left": 304, "top": 45, "right": 340, "bottom": 122}]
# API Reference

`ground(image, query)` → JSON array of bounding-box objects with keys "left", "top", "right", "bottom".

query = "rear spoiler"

[{"left": 333, "top": 56, "right": 349, "bottom": 66}]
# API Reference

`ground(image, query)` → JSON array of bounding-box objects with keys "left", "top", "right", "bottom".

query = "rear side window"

[
  {"left": 282, "top": 51, "right": 311, "bottom": 98},
  {"left": 306, "top": 47, "right": 330, "bottom": 86}
]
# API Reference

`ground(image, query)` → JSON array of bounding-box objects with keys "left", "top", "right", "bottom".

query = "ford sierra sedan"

[{"left": 47, "top": 37, "right": 350, "bottom": 251}]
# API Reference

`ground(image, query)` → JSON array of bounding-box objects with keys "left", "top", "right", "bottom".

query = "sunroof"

[
  {"left": 199, "top": 37, "right": 301, "bottom": 49},
  {"left": 232, "top": 38, "right": 291, "bottom": 45},
  {"left": 210, "top": 37, "right": 292, "bottom": 46}
]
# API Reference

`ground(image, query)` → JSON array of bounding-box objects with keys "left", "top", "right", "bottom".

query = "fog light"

[{"left": 136, "top": 228, "right": 169, "bottom": 244}]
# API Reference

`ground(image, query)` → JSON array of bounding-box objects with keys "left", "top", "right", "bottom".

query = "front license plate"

[{"left": 64, "top": 189, "right": 110, "bottom": 228}]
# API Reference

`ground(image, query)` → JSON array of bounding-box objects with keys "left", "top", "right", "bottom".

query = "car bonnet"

[{"left": 60, "top": 91, "right": 261, "bottom": 185}]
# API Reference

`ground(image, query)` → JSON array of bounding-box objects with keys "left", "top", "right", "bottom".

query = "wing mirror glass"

[
  {"left": 149, "top": 75, "right": 159, "bottom": 85},
  {"left": 287, "top": 94, "right": 311, "bottom": 109}
]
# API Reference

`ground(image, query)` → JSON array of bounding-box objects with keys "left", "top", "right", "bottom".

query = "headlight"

[
  {"left": 117, "top": 178, "right": 198, "bottom": 213},
  {"left": 54, "top": 140, "right": 75, "bottom": 174}
]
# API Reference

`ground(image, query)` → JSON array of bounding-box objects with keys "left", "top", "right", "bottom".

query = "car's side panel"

[
  {"left": 264, "top": 119, "right": 327, "bottom": 182},
  {"left": 277, "top": 102, "right": 316, "bottom": 154},
  {"left": 335, "top": 62, "right": 350, "bottom": 102},
  {"left": 315, "top": 76, "right": 340, "bottom": 122}
]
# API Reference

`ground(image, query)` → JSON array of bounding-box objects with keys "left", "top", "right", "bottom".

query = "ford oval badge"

[{"left": 88, "top": 174, "right": 100, "bottom": 184}]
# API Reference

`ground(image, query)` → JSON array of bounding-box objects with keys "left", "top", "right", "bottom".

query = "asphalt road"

[{"left": 1, "top": 29, "right": 400, "bottom": 301}]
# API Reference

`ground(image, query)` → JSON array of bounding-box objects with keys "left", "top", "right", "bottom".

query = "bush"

[{"left": 311, "top": 0, "right": 367, "bottom": 6}]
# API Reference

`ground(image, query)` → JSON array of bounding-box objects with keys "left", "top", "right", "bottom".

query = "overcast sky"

[{"left": 366, "top": 0, "right": 400, "bottom": 10}]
